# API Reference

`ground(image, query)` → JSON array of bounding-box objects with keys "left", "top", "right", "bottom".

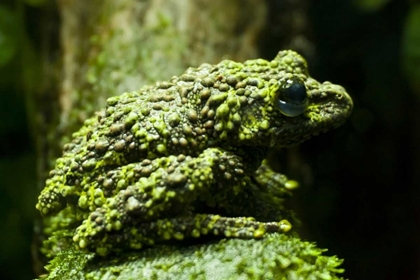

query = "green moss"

[{"left": 41, "top": 233, "right": 344, "bottom": 280}]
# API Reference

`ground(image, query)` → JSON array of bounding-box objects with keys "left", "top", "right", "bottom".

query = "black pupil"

[{"left": 283, "top": 82, "right": 307, "bottom": 104}]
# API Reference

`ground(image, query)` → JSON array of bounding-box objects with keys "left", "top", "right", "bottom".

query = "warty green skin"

[{"left": 36, "top": 50, "right": 352, "bottom": 256}]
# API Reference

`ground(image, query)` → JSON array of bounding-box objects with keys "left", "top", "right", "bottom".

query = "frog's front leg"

[
  {"left": 241, "top": 159, "right": 300, "bottom": 223},
  {"left": 207, "top": 159, "right": 298, "bottom": 223}
]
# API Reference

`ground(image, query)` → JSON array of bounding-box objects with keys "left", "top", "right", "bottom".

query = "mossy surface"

[{"left": 43, "top": 233, "right": 344, "bottom": 280}]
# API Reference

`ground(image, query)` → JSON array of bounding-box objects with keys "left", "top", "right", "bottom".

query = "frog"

[{"left": 36, "top": 50, "right": 353, "bottom": 256}]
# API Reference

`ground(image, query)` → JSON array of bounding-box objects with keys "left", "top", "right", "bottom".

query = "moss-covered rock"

[{"left": 43, "top": 233, "right": 343, "bottom": 280}]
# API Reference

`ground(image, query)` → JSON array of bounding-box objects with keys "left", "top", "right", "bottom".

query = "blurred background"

[{"left": 0, "top": 0, "right": 419, "bottom": 279}]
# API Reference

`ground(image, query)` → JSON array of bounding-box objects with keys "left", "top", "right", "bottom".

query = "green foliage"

[
  {"left": 23, "top": 0, "right": 48, "bottom": 7},
  {"left": 402, "top": 4, "right": 420, "bottom": 97},
  {"left": 352, "top": 0, "right": 392, "bottom": 11},
  {"left": 0, "top": 5, "right": 18, "bottom": 67}
]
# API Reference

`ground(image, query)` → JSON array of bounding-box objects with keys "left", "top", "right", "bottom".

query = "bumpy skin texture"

[{"left": 36, "top": 50, "right": 352, "bottom": 256}]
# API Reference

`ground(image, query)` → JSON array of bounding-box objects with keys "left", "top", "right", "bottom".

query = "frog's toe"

[{"left": 201, "top": 215, "right": 293, "bottom": 238}]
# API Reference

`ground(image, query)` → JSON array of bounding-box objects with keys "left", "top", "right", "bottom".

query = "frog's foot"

[
  {"left": 254, "top": 159, "right": 299, "bottom": 196},
  {"left": 78, "top": 214, "right": 293, "bottom": 256},
  {"left": 36, "top": 187, "right": 66, "bottom": 215},
  {"left": 251, "top": 160, "right": 298, "bottom": 209}
]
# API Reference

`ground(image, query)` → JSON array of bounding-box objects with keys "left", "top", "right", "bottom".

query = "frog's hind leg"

[
  {"left": 118, "top": 214, "right": 293, "bottom": 251},
  {"left": 77, "top": 215, "right": 293, "bottom": 256},
  {"left": 71, "top": 147, "right": 267, "bottom": 255}
]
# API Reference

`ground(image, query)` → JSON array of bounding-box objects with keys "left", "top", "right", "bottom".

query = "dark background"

[{"left": 0, "top": 0, "right": 419, "bottom": 279}]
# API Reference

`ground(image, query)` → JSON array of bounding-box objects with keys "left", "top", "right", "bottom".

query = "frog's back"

[{"left": 61, "top": 54, "right": 301, "bottom": 175}]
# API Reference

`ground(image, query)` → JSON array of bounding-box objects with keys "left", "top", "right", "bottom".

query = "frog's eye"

[{"left": 276, "top": 79, "right": 309, "bottom": 117}]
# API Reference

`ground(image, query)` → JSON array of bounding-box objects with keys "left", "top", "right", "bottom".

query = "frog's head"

[
  {"left": 213, "top": 50, "right": 353, "bottom": 148},
  {"left": 267, "top": 75, "right": 353, "bottom": 147}
]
